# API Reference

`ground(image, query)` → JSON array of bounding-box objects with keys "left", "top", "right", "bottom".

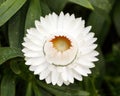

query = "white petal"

[
  {"left": 62, "top": 13, "right": 75, "bottom": 33},
  {"left": 51, "top": 70, "right": 59, "bottom": 85},
  {"left": 73, "top": 65, "right": 91, "bottom": 76},
  {"left": 67, "top": 69, "right": 74, "bottom": 83},
  {"left": 87, "top": 33, "right": 95, "bottom": 38},
  {"left": 27, "top": 28, "right": 39, "bottom": 36},
  {"left": 45, "top": 73, "right": 52, "bottom": 84},
  {"left": 29, "top": 65, "right": 36, "bottom": 71},
  {"left": 35, "top": 20, "right": 50, "bottom": 36},
  {"left": 69, "top": 19, "right": 86, "bottom": 37},
  {"left": 35, "top": 20, "right": 44, "bottom": 33},
  {"left": 39, "top": 69, "right": 50, "bottom": 80},
  {"left": 56, "top": 67, "right": 65, "bottom": 73},
  {"left": 57, "top": 75, "right": 64, "bottom": 86},
  {"left": 87, "top": 38, "right": 97, "bottom": 46},
  {"left": 72, "top": 70, "right": 82, "bottom": 81},
  {"left": 27, "top": 28, "right": 45, "bottom": 41},
  {"left": 87, "top": 57, "right": 99, "bottom": 61},
  {"left": 82, "top": 26, "right": 92, "bottom": 35},
  {"left": 64, "top": 81, "right": 70, "bottom": 85},
  {"left": 57, "top": 12, "right": 64, "bottom": 33},
  {"left": 47, "top": 12, "right": 58, "bottom": 34},
  {"left": 26, "top": 34, "right": 43, "bottom": 46},
  {"left": 48, "top": 64, "right": 56, "bottom": 71},
  {"left": 22, "top": 42, "right": 41, "bottom": 51},
  {"left": 34, "top": 63, "right": 48, "bottom": 74},
  {"left": 78, "top": 51, "right": 99, "bottom": 62},
  {"left": 77, "top": 59, "right": 95, "bottom": 68},
  {"left": 79, "top": 44, "right": 98, "bottom": 54},
  {"left": 61, "top": 67, "right": 68, "bottom": 81},
  {"left": 25, "top": 57, "right": 45, "bottom": 66},
  {"left": 23, "top": 50, "right": 42, "bottom": 57}
]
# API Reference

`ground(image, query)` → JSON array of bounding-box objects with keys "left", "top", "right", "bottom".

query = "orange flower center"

[{"left": 50, "top": 36, "right": 72, "bottom": 52}]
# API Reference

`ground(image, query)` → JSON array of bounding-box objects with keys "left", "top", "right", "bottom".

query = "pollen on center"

[{"left": 50, "top": 36, "right": 72, "bottom": 52}]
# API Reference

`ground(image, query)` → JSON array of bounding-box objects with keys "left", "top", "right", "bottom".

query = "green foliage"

[
  {"left": 8, "top": 10, "right": 26, "bottom": 48},
  {"left": 87, "top": 11, "right": 111, "bottom": 46},
  {"left": 25, "top": 0, "right": 42, "bottom": 32},
  {"left": 25, "top": 82, "right": 33, "bottom": 96},
  {"left": 0, "top": 47, "right": 23, "bottom": 65},
  {"left": 0, "top": 0, "right": 120, "bottom": 96},
  {"left": 40, "top": 1, "right": 51, "bottom": 16},
  {"left": 36, "top": 80, "right": 89, "bottom": 96},
  {"left": 1, "top": 71, "right": 16, "bottom": 96},
  {"left": 0, "top": 0, "right": 26, "bottom": 26},
  {"left": 45, "top": 0, "right": 67, "bottom": 13},
  {"left": 69, "top": 0, "right": 94, "bottom": 10},
  {"left": 90, "top": 0, "right": 113, "bottom": 13}
]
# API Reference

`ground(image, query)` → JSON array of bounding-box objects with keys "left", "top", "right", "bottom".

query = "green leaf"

[
  {"left": 0, "top": 47, "right": 23, "bottom": 65},
  {"left": 83, "top": 78, "right": 98, "bottom": 96},
  {"left": 41, "top": 1, "right": 51, "bottom": 16},
  {"left": 0, "top": 0, "right": 6, "bottom": 5},
  {"left": 25, "top": 0, "right": 42, "bottom": 33},
  {"left": 90, "top": 0, "right": 112, "bottom": 13},
  {"left": 0, "top": 0, "right": 26, "bottom": 26},
  {"left": 1, "top": 73, "right": 16, "bottom": 96},
  {"left": 36, "top": 80, "right": 89, "bottom": 96},
  {"left": 105, "top": 43, "right": 120, "bottom": 76},
  {"left": 87, "top": 10, "right": 111, "bottom": 46},
  {"left": 10, "top": 60, "right": 21, "bottom": 75},
  {"left": 10, "top": 58, "right": 32, "bottom": 81},
  {"left": 45, "top": 0, "right": 67, "bottom": 13},
  {"left": 82, "top": 47, "right": 105, "bottom": 96},
  {"left": 113, "top": 0, "right": 120, "bottom": 37},
  {"left": 38, "top": 88, "right": 52, "bottom": 96},
  {"left": 33, "top": 83, "right": 42, "bottom": 96},
  {"left": 69, "top": 0, "right": 94, "bottom": 10},
  {"left": 94, "top": 47, "right": 105, "bottom": 77},
  {"left": 0, "top": 0, "right": 15, "bottom": 15},
  {"left": 25, "top": 82, "right": 33, "bottom": 96},
  {"left": 87, "top": 0, "right": 115, "bottom": 46},
  {"left": 8, "top": 10, "right": 25, "bottom": 48}
]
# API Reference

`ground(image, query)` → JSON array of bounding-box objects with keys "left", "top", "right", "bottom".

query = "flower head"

[{"left": 22, "top": 12, "right": 99, "bottom": 86}]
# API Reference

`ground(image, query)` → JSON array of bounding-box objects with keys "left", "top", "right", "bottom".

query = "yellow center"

[{"left": 50, "top": 36, "right": 72, "bottom": 52}]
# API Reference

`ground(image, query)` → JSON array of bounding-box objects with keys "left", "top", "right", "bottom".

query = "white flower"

[{"left": 22, "top": 12, "right": 99, "bottom": 86}]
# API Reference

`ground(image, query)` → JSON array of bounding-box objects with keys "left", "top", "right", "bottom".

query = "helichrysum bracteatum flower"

[{"left": 22, "top": 12, "right": 99, "bottom": 86}]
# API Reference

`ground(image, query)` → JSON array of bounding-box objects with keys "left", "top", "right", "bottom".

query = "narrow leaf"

[
  {"left": 0, "top": 0, "right": 26, "bottom": 26},
  {"left": 37, "top": 80, "right": 89, "bottom": 96},
  {"left": 25, "top": 82, "right": 33, "bottom": 96},
  {"left": 0, "top": 0, "right": 15, "bottom": 15},
  {"left": 41, "top": 1, "right": 51, "bottom": 16},
  {"left": 8, "top": 10, "right": 25, "bottom": 48},
  {"left": 25, "top": 0, "right": 42, "bottom": 33},
  {"left": 1, "top": 73, "right": 16, "bottom": 96},
  {"left": 10, "top": 60, "right": 21, "bottom": 75},
  {"left": 33, "top": 83, "right": 42, "bottom": 96},
  {"left": 87, "top": 10, "right": 111, "bottom": 46},
  {"left": 45, "top": 0, "right": 67, "bottom": 13},
  {"left": 0, "top": 47, "right": 23, "bottom": 65},
  {"left": 90, "top": 0, "right": 113, "bottom": 13},
  {"left": 69, "top": 0, "right": 94, "bottom": 10},
  {"left": 83, "top": 77, "right": 98, "bottom": 96}
]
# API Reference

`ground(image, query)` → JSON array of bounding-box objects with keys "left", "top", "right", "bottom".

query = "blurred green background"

[{"left": 0, "top": 0, "right": 120, "bottom": 96}]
